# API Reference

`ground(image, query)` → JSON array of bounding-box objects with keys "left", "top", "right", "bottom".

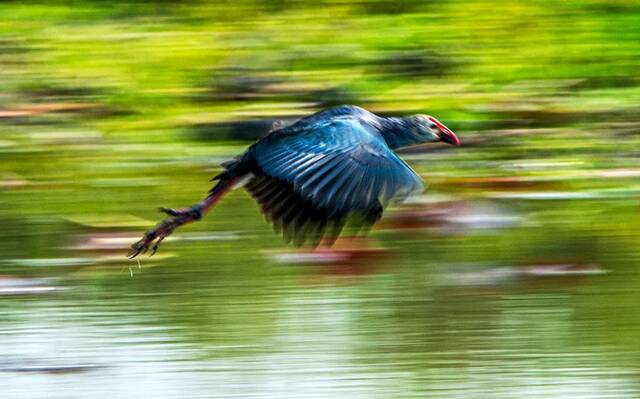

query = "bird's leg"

[
  {"left": 127, "top": 203, "right": 204, "bottom": 258},
  {"left": 128, "top": 178, "right": 236, "bottom": 258}
]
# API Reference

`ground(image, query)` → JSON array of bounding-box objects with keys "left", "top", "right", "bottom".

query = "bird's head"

[{"left": 411, "top": 115, "right": 460, "bottom": 146}]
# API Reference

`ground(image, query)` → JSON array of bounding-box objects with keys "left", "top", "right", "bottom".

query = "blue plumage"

[
  {"left": 129, "top": 105, "right": 460, "bottom": 256},
  {"left": 235, "top": 105, "right": 456, "bottom": 245},
  {"left": 249, "top": 113, "right": 423, "bottom": 218}
]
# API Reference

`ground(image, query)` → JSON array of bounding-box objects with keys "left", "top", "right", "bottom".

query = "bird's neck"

[{"left": 378, "top": 117, "right": 423, "bottom": 150}]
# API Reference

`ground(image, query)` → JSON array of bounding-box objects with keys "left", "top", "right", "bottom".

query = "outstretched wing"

[{"left": 246, "top": 116, "right": 423, "bottom": 245}]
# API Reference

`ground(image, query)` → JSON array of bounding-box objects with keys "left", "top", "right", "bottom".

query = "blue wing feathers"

[
  {"left": 288, "top": 153, "right": 330, "bottom": 178},
  {"left": 324, "top": 164, "right": 354, "bottom": 200},
  {"left": 307, "top": 159, "right": 351, "bottom": 200},
  {"left": 299, "top": 151, "right": 347, "bottom": 183},
  {"left": 331, "top": 166, "right": 363, "bottom": 213},
  {"left": 280, "top": 154, "right": 316, "bottom": 179},
  {"left": 345, "top": 166, "right": 369, "bottom": 209},
  {"left": 249, "top": 112, "right": 423, "bottom": 219}
]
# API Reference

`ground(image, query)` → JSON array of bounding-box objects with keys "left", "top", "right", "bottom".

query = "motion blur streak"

[{"left": 1, "top": 1, "right": 640, "bottom": 398}]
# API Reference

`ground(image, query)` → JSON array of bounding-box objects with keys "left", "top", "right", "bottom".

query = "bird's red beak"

[
  {"left": 439, "top": 127, "right": 460, "bottom": 146},
  {"left": 437, "top": 122, "right": 460, "bottom": 145},
  {"left": 433, "top": 120, "right": 460, "bottom": 146}
]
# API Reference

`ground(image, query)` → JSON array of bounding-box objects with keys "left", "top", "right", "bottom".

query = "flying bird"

[{"left": 128, "top": 105, "right": 460, "bottom": 258}]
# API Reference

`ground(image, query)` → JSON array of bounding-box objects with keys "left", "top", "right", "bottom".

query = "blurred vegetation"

[
  {"left": 1, "top": 2, "right": 640, "bottom": 396},
  {"left": 0, "top": 0, "right": 638, "bottom": 259}
]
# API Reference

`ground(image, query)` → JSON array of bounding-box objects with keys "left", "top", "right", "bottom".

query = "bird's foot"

[{"left": 127, "top": 205, "right": 203, "bottom": 258}]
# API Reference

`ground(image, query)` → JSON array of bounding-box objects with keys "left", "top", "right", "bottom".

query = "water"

[
  {"left": 2, "top": 193, "right": 639, "bottom": 398},
  {"left": 2, "top": 136, "right": 640, "bottom": 398}
]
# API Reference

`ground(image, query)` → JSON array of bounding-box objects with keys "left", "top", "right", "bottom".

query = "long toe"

[
  {"left": 128, "top": 240, "right": 146, "bottom": 258},
  {"left": 128, "top": 233, "right": 155, "bottom": 258},
  {"left": 159, "top": 207, "right": 181, "bottom": 217},
  {"left": 150, "top": 235, "right": 167, "bottom": 256}
]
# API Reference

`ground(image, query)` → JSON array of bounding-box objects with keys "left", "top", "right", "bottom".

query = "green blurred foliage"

[
  {"left": 0, "top": 0, "right": 638, "bottom": 263},
  {"left": 1, "top": 3, "right": 640, "bottom": 396}
]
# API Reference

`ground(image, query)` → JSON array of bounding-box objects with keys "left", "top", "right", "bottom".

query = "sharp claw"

[
  {"left": 128, "top": 242, "right": 140, "bottom": 258},
  {"left": 129, "top": 204, "right": 200, "bottom": 258},
  {"left": 128, "top": 247, "right": 142, "bottom": 259},
  {"left": 128, "top": 233, "right": 154, "bottom": 258}
]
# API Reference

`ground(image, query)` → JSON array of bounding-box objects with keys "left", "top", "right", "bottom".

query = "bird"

[{"left": 128, "top": 105, "right": 460, "bottom": 258}]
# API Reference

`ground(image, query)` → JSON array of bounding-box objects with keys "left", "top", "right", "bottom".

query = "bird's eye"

[{"left": 429, "top": 123, "right": 438, "bottom": 130}]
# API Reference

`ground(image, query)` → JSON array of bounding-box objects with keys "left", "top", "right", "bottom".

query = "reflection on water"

[
  {"left": 2, "top": 194, "right": 640, "bottom": 398},
  {"left": 2, "top": 130, "right": 640, "bottom": 397}
]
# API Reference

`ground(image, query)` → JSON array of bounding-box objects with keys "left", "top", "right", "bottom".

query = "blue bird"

[{"left": 129, "top": 105, "right": 460, "bottom": 257}]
